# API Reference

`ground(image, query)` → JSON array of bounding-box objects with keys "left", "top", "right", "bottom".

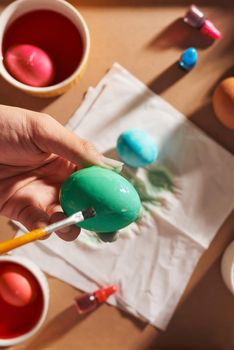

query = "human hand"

[{"left": 0, "top": 105, "right": 122, "bottom": 241}]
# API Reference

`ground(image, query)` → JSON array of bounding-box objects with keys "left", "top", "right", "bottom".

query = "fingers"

[
  {"left": 49, "top": 211, "right": 80, "bottom": 241},
  {"left": 28, "top": 112, "right": 123, "bottom": 171},
  {"left": 16, "top": 204, "right": 50, "bottom": 232},
  {"left": 16, "top": 204, "right": 80, "bottom": 242}
]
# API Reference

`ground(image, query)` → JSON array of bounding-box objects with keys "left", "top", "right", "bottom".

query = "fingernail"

[{"left": 100, "top": 156, "right": 124, "bottom": 172}]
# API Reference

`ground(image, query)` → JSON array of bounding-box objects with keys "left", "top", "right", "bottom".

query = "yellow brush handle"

[{"left": 0, "top": 228, "right": 47, "bottom": 255}]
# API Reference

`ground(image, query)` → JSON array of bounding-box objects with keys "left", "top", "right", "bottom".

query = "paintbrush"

[{"left": 0, "top": 208, "right": 96, "bottom": 255}]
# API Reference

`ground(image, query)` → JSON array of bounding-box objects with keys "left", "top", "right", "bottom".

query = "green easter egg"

[{"left": 60, "top": 166, "right": 141, "bottom": 233}]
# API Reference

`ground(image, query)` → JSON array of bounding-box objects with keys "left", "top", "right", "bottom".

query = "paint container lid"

[{"left": 95, "top": 285, "right": 117, "bottom": 303}]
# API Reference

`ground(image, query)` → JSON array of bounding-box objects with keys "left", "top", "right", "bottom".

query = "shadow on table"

[
  {"left": 14, "top": 302, "right": 146, "bottom": 350},
  {"left": 119, "top": 309, "right": 147, "bottom": 331},
  {"left": 17, "top": 305, "right": 90, "bottom": 350},
  {"left": 206, "top": 65, "right": 234, "bottom": 98},
  {"left": 187, "top": 64, "right": 234, "bottom": 155},
  {"left": 0, "top": 76, "right": 57, "bottom": 112},
  {"left": 188, "top": 102, "right": 234, "bottom": 155},
  {"left": 148, "top": 61, "right": 185, "bottom": 94}
]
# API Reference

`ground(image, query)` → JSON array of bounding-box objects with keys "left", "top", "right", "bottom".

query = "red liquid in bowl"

[
  {"left": 0, "top": 262, "right": 44, "bottom": 339},
  {"left": 3, "top": 10, "right": 84, "bottom": 85}
]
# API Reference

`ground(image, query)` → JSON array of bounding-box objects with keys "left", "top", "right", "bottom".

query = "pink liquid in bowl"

[
  {"left": 2, "top": 10, "right": 84, "bottom": 86},
  {"left": 0, "top": 262, "right": 44, "bottom": 339}
]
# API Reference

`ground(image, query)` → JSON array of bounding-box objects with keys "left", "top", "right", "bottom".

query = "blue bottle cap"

[{"left": 179, "top": 47, "right": 198, "bottom": 71}]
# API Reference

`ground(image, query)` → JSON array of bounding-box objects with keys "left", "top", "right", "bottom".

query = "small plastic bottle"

[
  {"left": 184, "top": 5, "right": 221, "bottom": 40},
  {"left": 74, "top": 285, "right": 117, "bottom": 314}
]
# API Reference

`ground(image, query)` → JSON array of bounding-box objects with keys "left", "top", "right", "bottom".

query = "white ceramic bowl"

[
  {"left": 221, "top": 241, "right": 234, "bottom": 295},
  {"left": 0, "top": 0, "right": 90, "bottom": 97},
  {"left": 0, "top": 255, "right": 49, "bottom": 347}
]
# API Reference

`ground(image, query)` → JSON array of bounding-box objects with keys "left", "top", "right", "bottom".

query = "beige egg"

[{"left": 212, "top": 77, "right": 234, "bottom": 130}]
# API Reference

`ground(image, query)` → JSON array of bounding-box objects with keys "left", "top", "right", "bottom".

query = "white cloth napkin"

[{"left": 12, "top": 63, "right": 234, "bottom": 330}]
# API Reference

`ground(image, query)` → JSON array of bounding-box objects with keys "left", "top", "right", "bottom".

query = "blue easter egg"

[
  {"left": 117, "top": 129, "right": 158, "bottom": 168},
  {"left": 179, "top": 47, "right": 197, "bottom": 71}
]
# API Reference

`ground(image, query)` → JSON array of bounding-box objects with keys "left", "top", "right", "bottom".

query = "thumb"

[{"left": 29, "top": 112, "right": 123, "bottom": 170}]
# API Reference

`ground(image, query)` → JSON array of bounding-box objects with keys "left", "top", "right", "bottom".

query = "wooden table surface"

[{"left": 0, "top": 1, "right": 233, "bottom": 349}]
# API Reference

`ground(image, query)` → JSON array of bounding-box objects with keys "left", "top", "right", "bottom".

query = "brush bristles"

[{"left": 82, "top": 207, "right": 96, "bottom": 219}]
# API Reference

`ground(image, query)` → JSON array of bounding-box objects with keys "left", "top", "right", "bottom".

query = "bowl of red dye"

[
  {"left": 0, "top": 0, "right": 90, "bottom": 97},
  {"left": 0, "top": 255, "right": 49, "bottom": 347}
]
